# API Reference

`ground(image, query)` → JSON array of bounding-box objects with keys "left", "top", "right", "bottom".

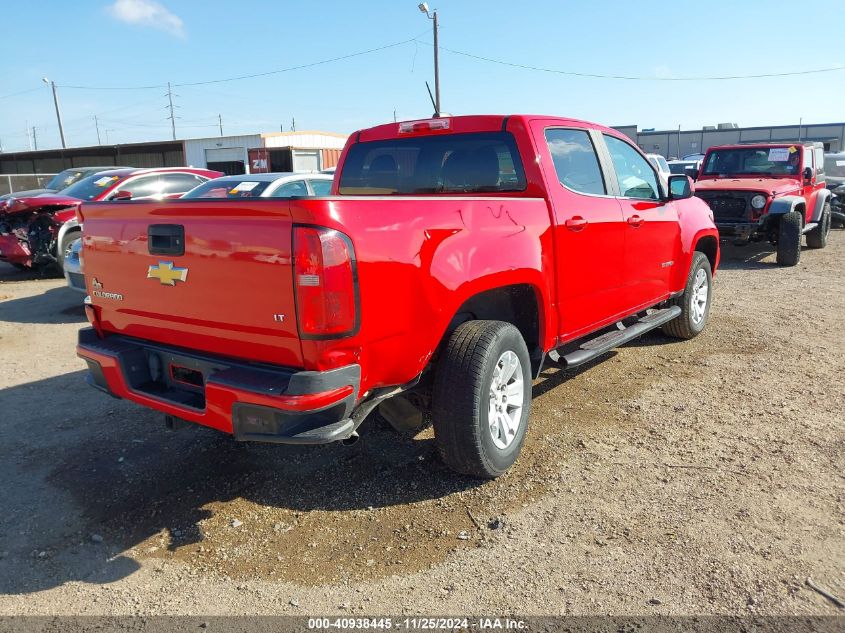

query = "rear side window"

[
  {"left": 308, "top": 179, "right": 332, "bottom": 196},
  {"left": 270, "top": 180, "right": 309, "bottom": 198},
  {"left": 160, "top": 173, "right": 207, "bottom": 195},
  {"left": 338, "top": 132, "right": 526, "bottom": 195},
  {"left": 117, "top": 176, "right": 162, "bottom": 199},
  {"left": 815, "top": 147, "right": 825, "bottom": 177},
  {"left": 182, "top": 179, "right": 273, "bottom": 199},
  {"left": 603, "top": 135, "right": 660, "bottom": 200},
  {"left": 544, "top": 129, "right": 606, "bottom": 196}
]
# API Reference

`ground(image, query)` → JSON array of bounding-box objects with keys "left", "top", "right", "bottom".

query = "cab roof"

[
  {"left": 355, "top": 114, "right": 622, "bottom": 143},
  {"left": 89, "top": 166, "right": 219, "bottom": 178}
]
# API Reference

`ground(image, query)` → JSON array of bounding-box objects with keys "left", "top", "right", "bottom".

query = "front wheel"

[
  {"left": 55, "top": 230, "right": 79, "bottom": 276},
  {"left": 662, "top": 251, "right": 713, "bottom": 340},
  {"left": 432, "top": 320, "right": 531, "bottom": 479},
  {"left": 776, "top": 211, "right": 802, "bottom": 266},
  {"left": 806, "top": 203, "right": 831, "bottom": 249}
]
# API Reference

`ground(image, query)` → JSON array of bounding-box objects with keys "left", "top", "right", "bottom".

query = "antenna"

[{"left": 425, "top": 81, "right": 437, "bottom": 115}]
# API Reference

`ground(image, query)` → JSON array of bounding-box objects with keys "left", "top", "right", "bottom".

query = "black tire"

[
  {"left": 805, "top": 203, "right": 831, "bottom": 249},
  {"left": 55, "top": 230, "right": 79, "bottom": 276},
  {"left": 432, "top": 320, "right": 531, "bottom": 479},
  {"left": 662, "top": 251, "right": 713, "bottom": 340},
  {"left": 776, "top": 211, "right": 802, "bottom": 267}
]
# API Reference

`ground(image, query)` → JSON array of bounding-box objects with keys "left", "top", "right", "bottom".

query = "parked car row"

[
  {"left": 65, "top": 172, "right": 333, "bottom": 291},
  {"left": 0, "top": 166, "right": 333, "bottom": 287}
]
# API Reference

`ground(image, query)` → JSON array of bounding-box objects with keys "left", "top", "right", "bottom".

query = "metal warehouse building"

[
  {"left": 0, "top": 130, "right": 348, "bottom": 193},
  {"left": 614, "top": 122, "right": 845, "bottom": 158}
]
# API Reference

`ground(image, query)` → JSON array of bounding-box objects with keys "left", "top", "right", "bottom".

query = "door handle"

[
  {"left": 565, "top": 216, "right": 588, "bottom": 231},
  {"left": 627, "top": 215, "right": 643, "bottom": 227}
]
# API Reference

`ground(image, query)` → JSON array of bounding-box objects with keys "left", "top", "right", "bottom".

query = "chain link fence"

[{"left": 0, "top": 174, "right": 58, "bottom": 196}]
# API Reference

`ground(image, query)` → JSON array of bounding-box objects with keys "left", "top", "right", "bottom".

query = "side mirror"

[
  {"left": 668, "top": 175, "right": 694, "bottom": 200},
  {"left": 803, "top": 167, "right": 813, "bottom": 182},
  {"left": 113, "top": 190, "right": 132, "bottom": 201}
]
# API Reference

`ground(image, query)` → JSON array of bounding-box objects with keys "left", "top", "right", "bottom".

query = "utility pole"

[
  {"left": 393, "top": 109, "right": 397, "bottom": 122},
  {"left": 291, "top": 117, "right": 296, "bottom": 132},
  {"left": 25, "top": 121, "right": 32, "bottom": 151},
  {"left": 94, "top": 115, "right": 102, "bottom": 145},
  {"left": 32, "top": 127, "right": 38, "bottom": 151},
  {"left": 42, "top": 78, "right": 66, "bottom": 148},
  {"left": 798, "top": 117, "right": 803, "bottom": 142},
  {"left": 418, "top": 3, "right": 441, "bottom": 116},
  {"left": 677, "top": 124, "right": 682, "bottom": 158},
  {"left": 218, "top": 114, "right": 223, "bottom": 137},
  {"left": 165, "top": 82, "right": 177, "bottom": 140}
]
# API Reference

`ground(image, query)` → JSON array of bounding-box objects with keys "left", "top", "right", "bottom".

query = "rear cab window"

[
  {"left": 338, "top": 132, "right": 526, "bottom": 195},
  {"left": 544, "top": 128, "right": 606, "bottom": 196}
]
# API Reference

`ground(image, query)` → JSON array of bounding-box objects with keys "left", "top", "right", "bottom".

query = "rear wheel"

[
  {"left": 662, "top": 251, "right": 712, "bottom": 340},
  {"left": 432, "top": 320, "right": 531, "bottom": 479},
  {"left": 776, "top": 211, "right": 802, "bottom": 266},
  {"left": 806, "top": 203, "right": 831, "bottom": 249}
]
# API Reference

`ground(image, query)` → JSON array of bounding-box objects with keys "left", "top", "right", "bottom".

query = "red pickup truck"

[{"left": 77, "top": 115, "right": 719, "bottom": 478}]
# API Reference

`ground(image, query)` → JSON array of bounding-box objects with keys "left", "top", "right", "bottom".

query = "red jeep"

[
  {"left": 77, "top": 115, "right": 719, "bottom": 478},
  {"left": 694, "top": 143, "right": 832, "bottom": 266}
]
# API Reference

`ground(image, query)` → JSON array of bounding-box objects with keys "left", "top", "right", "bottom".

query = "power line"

[
  {"left": 434, "top": 43, "right": 845, "bottom": 81},
  {"left": 0, "top": 86, "right": 45, "bottom": 100},
  {"left": 56, "top": 32, "right": 430, "bottom": 92}
]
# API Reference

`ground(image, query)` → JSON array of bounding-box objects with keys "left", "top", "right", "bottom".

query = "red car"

[
  {"left": 77, "top": 115, "right": 718, "bottom": 478},
  {"left": 0, "top": 167, "right": 222, "bottom": 272}
]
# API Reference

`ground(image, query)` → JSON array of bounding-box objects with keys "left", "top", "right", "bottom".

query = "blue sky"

[{"left": 1, "top": 0, "right": 844, "bottom": 152}]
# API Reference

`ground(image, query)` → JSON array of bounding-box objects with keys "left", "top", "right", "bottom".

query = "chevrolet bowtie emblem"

[{"left": 147, "top": 261, "right": 188, "bottom": 286}]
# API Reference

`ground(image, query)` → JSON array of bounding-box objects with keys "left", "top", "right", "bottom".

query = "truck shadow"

[
  {"left": 0, "top": 370, "right": 486, "bottom": 595},
  {"left": 0, "top": 286, "right": 86, "bottom": 324}
]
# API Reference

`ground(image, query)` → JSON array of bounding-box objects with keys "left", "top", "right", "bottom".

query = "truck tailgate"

[{"left": 81, "top": 200, "right": 302, "bottom": 368}]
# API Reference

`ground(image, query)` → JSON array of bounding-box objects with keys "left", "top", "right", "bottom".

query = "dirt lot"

[{"left": 0, "top": 236, "right": 843, "bottom": 616}]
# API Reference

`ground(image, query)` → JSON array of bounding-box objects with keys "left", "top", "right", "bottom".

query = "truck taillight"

[{"left": 293, "top": 226, "right": 358, "bottom": 338}]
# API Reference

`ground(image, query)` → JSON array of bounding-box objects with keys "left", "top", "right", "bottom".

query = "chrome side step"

[
  {"left": 548, "top": 306, "right": 681, "bottom": 369},
  {"left": 801, "top": 222, "right": 819, "bottom": 235}
]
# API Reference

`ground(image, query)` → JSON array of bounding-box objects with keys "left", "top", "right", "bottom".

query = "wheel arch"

[
  {"left": 767, "top": 195, "right": 807, "bottom": 221},
  {"left": 809, "top": 188, "right": 831, "bottom": 222},
  {"left": 693, "top": 234, "right": 719, "bottom": 274},
  {"left": 439, "top": 282, "right": 547, "bottom": 378},
  {"left": 56, "top": 217, "right": 81, "bottom": 253}
]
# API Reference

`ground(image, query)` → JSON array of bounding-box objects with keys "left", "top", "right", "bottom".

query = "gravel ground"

[{"left": 0, "top": 235, "right": 842, "bottom": 616}]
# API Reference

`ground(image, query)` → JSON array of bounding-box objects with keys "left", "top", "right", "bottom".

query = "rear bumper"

[{"left": 76, "top": 328, "right": 360, "bottom": 444}]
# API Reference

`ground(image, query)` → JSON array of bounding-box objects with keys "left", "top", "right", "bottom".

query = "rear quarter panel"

[{"left": 288, "top": 196, "right": 556, "bottom": 395}]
